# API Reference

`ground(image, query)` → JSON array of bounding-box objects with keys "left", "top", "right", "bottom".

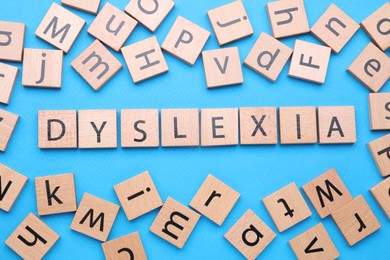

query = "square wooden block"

[
  {"left": 202, "top": 47, "right": 243, "bottom": 88},
  {"left": 88, "top": 2, "right": 138, "bottom": 52},
  {"left": 331, "top": 195, "right": 381, "bottom": 246},
  {"left": 311, "top": 3, "right": 359, "bottom": 54},
  {"left": 121, "top": 109, "right": 159, "bottom": 148},
  {"left": 279, "top": 107, "right": 317, "bottom": 144},
  {"left": 368, "top": 133, "right": 390, "bottom": 177},
  {"left": 224, "top": 209, "right": 276, "bottom": 259},
  {"left": 78, "top": 110, "right": 117, "bottom": 148},
  {"left": 150, "top": 197, "right": 200, "bottom": 249},
  {"left": 289, "top": 223, "right": 339, "bottom": 260},
  {"left": 162, "top": 16, "right": 210, "bottom": 65},
  {"left": 244, "top": 32, "right": 292, "bottom": 82},
  {"left": 5, "top": 213, "right": 59, "bottom": 260},
  {"left": 369, "top": 93, "right": 390, "bottom": 130},
  {"left": 0, "top": 163, "right": 27, "bottom": 212},
  {"left": 71, "top": 40, "right": 122, "bottom": 91},
  {"left": 35, "top": 3, "right": 85, "bottom": 53},
  {"left": 201, "top": 108, "right": 238, "bottom": 146},
  {"left": 38, "top": 110, "right": 78, "bottom": 149},
  {"left": 22, "top": 48, "right": 63, "bottom": 88},
  {"left": 125, "top": 0, "right": 174, "bottom": 32},
  {"left": 35, "top": 173, "right": 77, "bottom": 216},
  {"left": 161, "top": 108, "right": 199, "bottom": 147},
  {"left": 102, "top": 232, "right": 147, "bottom": 260},
  {"left": 0, "top": 62, "right": 18, "bottom": 105},
  {"left": 61, "top": 0, "right": 101, "bottom": 14},
  {"left": 262, "top": 182, "right": 312, "bottom": 232},
  {"left": 288, "top": 40, "right": 331, "bottom": 84},
  {"left": 317, "top": 106, "right": 356, "bottom": 144},
  {"left": 122, "top": 36, "right": 168, "bottom": 83},
  {"left": 71, "top": 193, "right": 119, "bottom": 242},
  {"left": 207, "top": 1, "right": 253, "bottom": 46},
  {"left": 0, "top": 21, "right": 25, "bottom": 62},
  {"left": 114, "top": 171, "right": 162, "bottom": 221},
  {"left": 347, "top": 42, "right": 390, "bottom": 92},
  {"left": 190, "top": 174, "right": 240, "bottom": 226},
  {"left": 302, "top": 168, "right": 353, "bottom": 219},
  {"left": 267, "top": 0, "right": 309, "bottom": 38},
  {"left": 240, "top": 107, "right": 277, "bottom": 145},
  {"left": 361, "top": 3, "right": 390, "bottom": 51},
  {"left": 371, "top": 177, "right": 390, "bottom": 220},
  {"left": 0, "top": 109, "right": 19, "bottom": 152}
]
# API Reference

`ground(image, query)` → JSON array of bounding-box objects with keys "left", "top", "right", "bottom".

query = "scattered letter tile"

[
  {"left": 369, "top": 93, "right": 390, "bottom": 130},
  {"left": 0, "top": 21, "right": 25, "bottom": 62},
  {"left": 61, "top": 0, "right": 101, "bottom": 14},
  {"left": 361, "top": 3, "right": 390, "bottom": 51},
  {"left": 102, "top": 232, "right": 147, "bottom": 260},
  {"left": 371, "top": 177, "right": 390, "bottom": 220},
  {"left": 368, "top": 133, "right": 390, "bottom": 177},
  {"left": 0, "top": 62, "right": 18, "bottom": 105},
  {"left": 0, "top": 109, "right": 19, "bottom": 152},
  {"left": 0, "top": 163, "right": 27, "bottom": 212}
]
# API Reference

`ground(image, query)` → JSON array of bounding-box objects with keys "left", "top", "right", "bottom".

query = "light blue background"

[{"left": 1, "top": 0, "right": 390, "bottom": 259}]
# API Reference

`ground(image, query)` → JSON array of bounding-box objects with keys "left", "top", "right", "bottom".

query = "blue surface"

[{"left": 1, "top": 0, "right": 390, "bottom": 259}]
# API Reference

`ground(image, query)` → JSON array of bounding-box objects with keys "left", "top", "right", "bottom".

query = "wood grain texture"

[
  {"left": 102, "top": 232, "right": 147, "bottom": 260},
  {"left": 0, "top": 21, "right": 25, "bottom": 62},
  {"left": 61, "top": 0, "right": 101, "bottom": 14},
  {"left": 0, "top": 109, "right": 19, "bottom": 152},
  {"left": 368, "top": 133, "right": 390, "bottom": 177},
  {"left": 0, "top": 163, "right": 27, "bottom": 212},
  {"left": 369, "top": 93, "right": 390, "bottom": 130},
  {"left": 0, "top": 62, "right": 18, "bottom": 105},
  {"left": 370, "top": 177, "right": 390, "bottom": 220}
]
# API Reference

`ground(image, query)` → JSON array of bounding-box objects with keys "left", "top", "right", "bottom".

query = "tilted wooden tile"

[
  {"left": 121, "top": 36, "right": 168, "bottom": 83},
  {"left": 71, "top": 40, "right": 122, "bottom": 91},
  {"left": 161, "top": 108, "right": 199, "bottom": 147},
  {"left": 102, "top": 232, "right": 147, "bottom": 260},
  {"left": 78, "top": 110, "right": 117, "bottom": 148},
  {"left": 371, "top": 177, "right": 390, "bottom": 220},
  {"left": 289, "top": 223, "right": 339, "bottom": 260},
  {"left": 0, "top": 109, "right": 19, "bottom": 152},
  {"left": 35, "top": 173, "right": 77, "bottom": 216},
  {"left": 368, "top": 133, "right": 390, "bottom": 177},
  {"left": 224, "top": 209, "right": 276, "bottom": 259},
  {"left": 61, "top": 0, "right": 101, "bottom": 14},
  {"left": 240, "top": 107, "right": 277, "bottom": 145},
  {"left": 331, "top": 195, "right": 381, "bottom": 246},
  {"left": 162, "top": 16, "right": 210, "bottom": 65},
  {"left": 0, "top": 163, "right": 27, "bottom": 212},
  {"left": 361, "top": 3, "right": 390, "bottom": 51},
  {"left": 347, "top": 42, "right": 390, "bottom": 92},
  {"left": 38, "top": 110, "right": 78, "bottom": 149},
  {"left": 190, "top": 174, "right": 240, "bottom": 226},
  {"left": 0, "top": 21, "right": 25, "bottom": 62},
  {"left": 369, "top": 93, "right": 390, "bottom": 130},
  {"left": 88, "top": 2, "right": 138, "bottom": 52},
  {"left": 5, "top": 213, "right": 59, "bottom": 260},
  {"left": 311, "top": 3, "right": 359, "bottom": 54},
  {"left": 244, "top": 32, "right": 292, "bottom": 82},
  {"left": 202, "top": 47, "right": 243, "bottom": 88},
  {"left": 150, "top": 197, "right": 200, "bottom": 249},
  {"left": 0, "top": 62, "right": 18, "bottom": 105},
  {"left": 114, "top": 171, "right": 162, "bottom": 221},
  {"left": 22, "top": 48, "right": 63, "bottom": 88},
  {"left": 71, "top": 193, "right": 119, "bottom": 242},
  {"left": 121, "top": 109, "right": 159, "bottom": 148},
  {"left": 288, "top": 40, "right": 331, "bottom": 84},
  {"left": 35, "top": 3, "right": 85, "bottom": 53},
  {"left": 125, "top": 0, "right": 174, "bottom": 32},
  {"left": 207, "top": 1, "right": 253, "bottom": 46},
  {"left": 317, "top": 106, "right": 356, "bottom": 144},
  {"left": 302, "top": 168, "right": 353, "bottom": 219}
]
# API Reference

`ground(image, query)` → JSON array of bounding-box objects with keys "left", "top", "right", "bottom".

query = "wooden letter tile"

[
  {"left": 61, "top": 0, "right": 101, "bottom": 14},
  {"left": 0, "top": 62, "right": 18, "bottom": 105},
  {"left": 369, "top": 93, "right": 390, "bottom": 130},
  {"left": 0, "top": 21, "right": 25, "bottom": 62},
  {"left": 361, "top": 3, "right": 390, "bottom": 51},
  {"left": 0, "top": 163, "right": 27, "bottom": 212},
  {"left": 371, "top": 177, "right": 390, "bottom": 220},
  {"left": 102, "top": 232, "right": 147, "bottom": 260},
  {"left": 0, "top": 109, "right": 19, "bottom": 152},
  {"left": 368, "top": 133, "right": 390, "bottom": 177},
  {"left": 150, "top": 197, "right": 200, "bottom": 249}
]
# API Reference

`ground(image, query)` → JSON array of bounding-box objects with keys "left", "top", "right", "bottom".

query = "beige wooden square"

[
  {"left": 122, "top": 36, "right": 168, "bottom": 83},
  {"left": 71, "top": 193, "right": 119, "bottom": 241},
  {"left": 162, "top": 16, "right": 210, "bottom": 65},
  {"left": 35, "top": 3, "right": 85, "bottom": 53},
  {"left": 102, "top": 232, "right": 147, "bottom": 260},
  {"left": 361, "top": 3, "right": 390, "bottom": 51},
  {"left": 88, "top": 2, "right": 138, "bottom": 52},
  {"left": 150, "top": 197, "right": 200, "bottom": 249},
  {"left": 71, "top": 40, "right": 122, "bottom": 91},
  {"left": 244, "top": 32, "right": 292, "bottom": 82},
  {"left": 5, "top": 213, "right": 59, "bottom": 260},
  {"left": 224, "top": 209, "right": 276, "bottom": 259},
  {"left": 331, "top": 195, "right": 381, "bottom": 246},
  {"left": 0, "top": 163, "right": 27, "bottom": 212},
  {"left": 369, "top": 93, "right": 390, "bottom": 130},
  {"left": 368, "top": 133, "right": 390, "bottom": 177},
  {"left": 0, "top": 21, "right": 25, "bottom": 62},
  {"left": 202, "top": 47, "right": 243, "bottom": 88},
  {"left": 190, "top": 174, "right": 240, "bottom": 226},
  {"left": 371, "top": 177, "right": 390, "bottom": 220},
  {"left": 114, "top": 171, "right": 162, "bottom": 221},
  {"left": 121, "top": 109, "right": 159, "bottom": 148},
  {"left": 61, "top": 0, "right": 101, "bottom": 14},
  {"left": 347, "top": 42, "right": 390, "bottom": 92},
  {"left": 0, "top": 109, "right": 19, "bottom": 152},
  {"left": 302, "top": 168, "right": 353, "bottom": 219},
  {"left": 0, "top": 62, "right": 18, "bottom": 105},
  {"left": 78, "top": 110, "right": 117, "bottom": 148}
]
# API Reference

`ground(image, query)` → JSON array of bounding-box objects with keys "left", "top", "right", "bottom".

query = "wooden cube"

[
  {"left": 207, "top": 1, "right": 253, "bottom": 46},
  {"left": 331, "top": 195, "right": 381, "bottom": 246},
  {"left": 369, "top": 93, "right": 390, "bottom": 130},
  {"left": 0, "top": 109, "right": 19, "bottom": 152},
  {"left": 162, "top": 16, "right": 210, "bottom": 65},
  {"left": 371, "top": 177, "right": 390, "bottom": 220},
  {"left": 0, "top": 62, "right": 18, "bottom": 105},
  {"left": 224, "top": 209, "right": 276, "bottom": 259},
  {"left": 244, "top": 32, "right": 292, "bottom": 82},
  {"left": 61, "top": 0, "right": 101, "bottom": 14},
  {"left": 5, "top": 213, "right": 59, "bottom": 260},
  {"left": 35, "top": 3, "right": 85, "bottom": 53},
  {"left": 302, "top": 168, "right": 353, "bottom": 219},
  {"left": 102, "top": 232, "right": 147, "bottom": 260},
  {"left": 150, "top": 197, "right": 200, "bottom": 249},
  {"left": 114, "top": 171, "right": 162, "bottom": 221},
  {"left": 202, "top": 47, "right": 243, "bottom": 88},
  {"left": 0, "top": 163, "right": 27, "bottom": 212},
  {"left": 361, "top": 3, "right": 390, "bottom": 51},
  {"left": 70, "top": 193, "right": 119, "bottom": 241},
  {"left": 0, "top": 21, "right": 25, "bottom": 62},
  {"left": 368, "top": 133, "right": 390, "bottom": 177}
]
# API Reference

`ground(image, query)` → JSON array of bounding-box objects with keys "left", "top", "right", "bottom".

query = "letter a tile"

[
  {"left": 102, "top": 232, "right": 147, "bottom": 260},
  {"left": 0, "top": 163, "right": 28, "bottom": 212},
  {"left": 0, "top": 109, "right": 19, "bottom": 152},
  {"left": 368, "top": 133, "right": 390, "bottom": 177},
  {"left": 370, "top": 177, "right": 390, "bottom": 220},
  {"left": 0, "top": 21, "right": 25, "bottom": 62}
]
